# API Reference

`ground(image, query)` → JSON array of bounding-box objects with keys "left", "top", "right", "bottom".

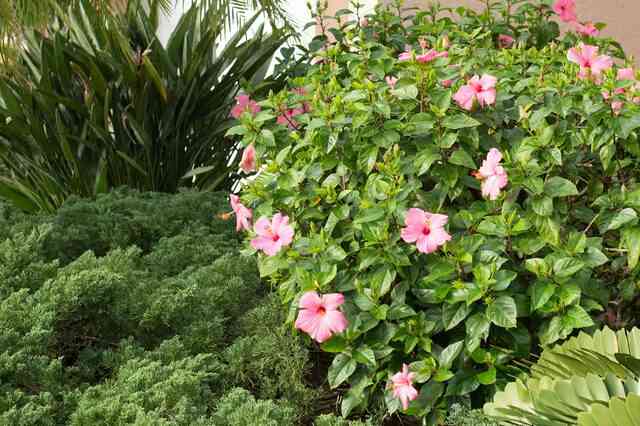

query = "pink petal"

[
  {"left": 591, "top": 55, "right": 613, "bottom": 75},
  {"left": 321, "top": 293, "right": 345, "bottom": 310},
  {"left": 230, "top": 194, "right": 240, "bottom": 212},
  {"left": 277, "top": 225, "right": 294, "bottom": 246},
  {"left": 404, "top": 208, "right": 427, "bottom": 227},
  {"left": 400, "top": 224, "right": 423, "bottom": 244},
  {"left": 398, "top": 51, "right": 412, "bottom": 61},
  {"left": 323, "top": 310, "right": 348, "bottom": 334},
  {"left": 479, "top": 74, "right": 497, "bottom": 90},
  {"left": 453, "top": 85, "right": 476, "bottom": 111},
  {"left": 426, "top": 213, "right": 449, "bottom": 229},
  {"left": 566, "top": 48, "right": 581, "bottom": 65},
  {"left": 240, "top": 144, "right": 256, "bottom": 173},
  {"left": 482, "top": 176, "right": 504, "bottom": 200},
  {"left": 295, "top": 308, "right": 321, "bottom": 334},
  {"left": 477, "top": 88, "right": 496, "bottom": 107},
  {"left": 251, "top": 235, "right": 278, "bottom": 255},
  {"left": 618, "top": 68, "right": 635, "bottom": 81},
  {"left": 299, "top": 291, "right": 322, "bottom": 310},
  {"left": 253, "top": 217, "right": 272, "bottom": 236}
]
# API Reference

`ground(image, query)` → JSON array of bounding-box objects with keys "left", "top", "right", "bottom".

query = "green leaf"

[
  {"left": 354, "top": 346, "right": 376, "bottom": 366},
  {"left": 486, "top": 296, "right": 517, "bottom": 328},
  {"left": 354, "top": 207, "right": 386, "bottom": 224},
  {"left": 477, "top": 366, "right": 497, "bottom": 385},
  {"left": 544, "top": 177, "right": 578, "bottom": 198},
  {"left": 466, "top": 313, "right": 490, "bottom": 343},
  {"left": 602, "top": 208, "right": 638, "bottom": 232},
  {"left": 623, "top": 227, "right": 640, "bottom": 269},
  {"left": 328, "top": 354, "right": 357, "bottom": 389},
  {"left": 618, "top": 114, "right": 640, "bottom": 138},
  {"left": 439, "top": 341, "right": 464, "bottom": 369},
  {"left": 448, "top": 148, "right": 477, "bottom": 169},
  {"left": 391, "top": 84, "right": 418, "bottom": 100},
  {"left": 531, "top": 196, "right": 553, "bottom": 217},
  {"left": 563, "top": 305, "right": 594, "bottom": 328},
  {"left": 443, "top": 303, "right": 470, "bottom": 331},
  {"left": 530, "top": 279, "right": 555, "bottom": 311},
  {"left": 442, "top": 114, "right": 481, "bottom": 129},
  {"left": 477, "top": 216, "right": 507, "bottom": 237},
  {"left": 321, "top": 335, "right": 347, "bottom": 353},
  {"left": 553, "top": 257, "right": 585, "bottom": 278}
]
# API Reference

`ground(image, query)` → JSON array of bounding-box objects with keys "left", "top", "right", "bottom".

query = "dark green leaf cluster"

[
  {"left": 0, "top": 0, "right": 288, "bottom": 212},
  {"left": 231, "top": 0, "right": 640, "bottom": 422},
  {"left": 0, "top": 190, "right": 320, "bottom": 425}
]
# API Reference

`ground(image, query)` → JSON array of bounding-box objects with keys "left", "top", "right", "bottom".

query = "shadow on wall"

[{"left": 383, "top": 0, "right": 640, "bottom": 63}]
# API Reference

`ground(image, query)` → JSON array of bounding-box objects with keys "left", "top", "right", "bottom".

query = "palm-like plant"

[
  {"left": 484, "top": 327, "right": 640, "bottom": 425},
  {"left": 0, "top": 0, "right": 289, "bottom": 212},
  {"left": 0, "top": 0, "right": 293, "bottom": 69}
]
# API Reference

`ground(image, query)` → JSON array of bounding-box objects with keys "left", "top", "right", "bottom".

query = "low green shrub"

[{"left": 0, "top": 190, "right": 319, "bottom": 425}]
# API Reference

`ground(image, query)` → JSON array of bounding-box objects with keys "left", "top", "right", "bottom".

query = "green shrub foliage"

[
  {"left": 230, "top": 0, "right": 640, "bottom": 421},
  {"left": 0, "top": 190, "right": 319, "bottom": 424}
]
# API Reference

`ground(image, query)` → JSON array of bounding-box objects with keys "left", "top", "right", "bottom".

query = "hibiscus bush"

[{"left": 229, "top": 0, "right": 640, "bottom": 422}]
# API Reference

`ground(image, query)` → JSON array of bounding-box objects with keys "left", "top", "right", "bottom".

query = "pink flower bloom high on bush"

[
  {"left": 401, "top": 208, "right": 451, "bottom": 254},
  {"left": 251, "top": 213, "right": 294, "bottom": 256},
  {"left": 294, "top": 291, "right": 348, "bottom": 343},
  {"left": 360, "top": 17, "right": 369, "bottom": 27},
  {"left": 453, "top": 74, "right": 497, "bottom": 111},
  {"left": 474, "top": 148, "right": 508, "bottom": 200},
  {"left": 416, "top": 49, "right": 448, "bottom": 63},
  {"left": 441, "top": 79, "right": 454, "bottom": 88},
  {"left": 391, "top": 364, "right": 418, "bottom": 410},
  {"left": 553, "top": 0, "right": 577, "bottom": 23},
  {"left": 574, "top": 21, "right": 599, "bottom": 37},
  {"left": 277, "top": 108, "right": 304, "bottom": 129},
  {"left": 240, "top": 143, "right": 256, "bottom": 173},
  {"left": 230, "top": 94, "right": 260, "bottom": 119},
  {"left": 398, "top": 51, "right": 413, "bottom": 61},
  {"left": 498, "top": 34, "right": 515, "bottom": 48},
  {"left": 230, "top": 194, "right": 252, "bottom": 232},
  {"left": 386, "top": 76, "right": 398, "bottom": 89},
  {"left": 618, "top": 68, "right": 635, "bottom": 81},
  {"left": 567, "top": 43, "right": 613, "bottom": 80}
]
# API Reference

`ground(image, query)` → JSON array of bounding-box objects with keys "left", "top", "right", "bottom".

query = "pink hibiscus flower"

[
  {"left": 453, "top": 74, "right": 497, "bottom": 111},
  {"left": 498, "top": 34, "right": 515, "bottom": 48},
  {"left": 386, "top": 76, "right": 398, "bottom": 89},
  {"left": 294, "top": 291, "right": 348, "bottom": 343},
  {"left": 276, "top": 108, "right": 304, "bottom": 129},
  {"left": 567, "top": 43, "right": 613, "bottom": 80},
  {"left": 441, "top": 79, "right": 454, "bottom": 88},
  {"left": 401, "top": 208, "right": 451, "bottom": 254},
  {"left": 416, "top": 49, "right": 448, "bottom": 63},
  {"left": 391, "top": 364, "right": 418, "bottom": 410},
  {"left": 474, "top": 148, "right": 508, "bottom": 200},
  {"left": 552, "top": 0, "right": 577, "bottom": 23},
  {"left": 250, "top": 213, "right": 294, "bottom": 256},
  {"left": 618, "top": 68, "right": 635, "bottom": 81},
  {"left": 230, "top": 194, "right": 252, "bottom": 232},
  {"left": 230, "top": 94, "right": 260, "bottom": 119},
  {"left": 573, "top": 21, "right": 599, "bottom": 37},
  {"left": 398, "top": 51, "right": 413, "bottom": 61},
  {"left": 240, "top": 143, "right": 256, "bottom": 173}
]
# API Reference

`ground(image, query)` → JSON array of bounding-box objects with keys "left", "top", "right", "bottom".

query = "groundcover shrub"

[
  {"left": 230, "top": 0, "right": 640, "bottom": 422},
  {"left": 0, "top": 190, "right": 325, "bottom": 425}
]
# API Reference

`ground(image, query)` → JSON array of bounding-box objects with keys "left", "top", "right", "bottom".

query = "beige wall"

[{"left": 378, "top": 0, "right": 640, "bottom": 62}]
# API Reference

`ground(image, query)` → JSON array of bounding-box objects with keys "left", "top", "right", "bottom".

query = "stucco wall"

[{"left": 378, "top": 0, "right": 640, "bottom": 62}]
